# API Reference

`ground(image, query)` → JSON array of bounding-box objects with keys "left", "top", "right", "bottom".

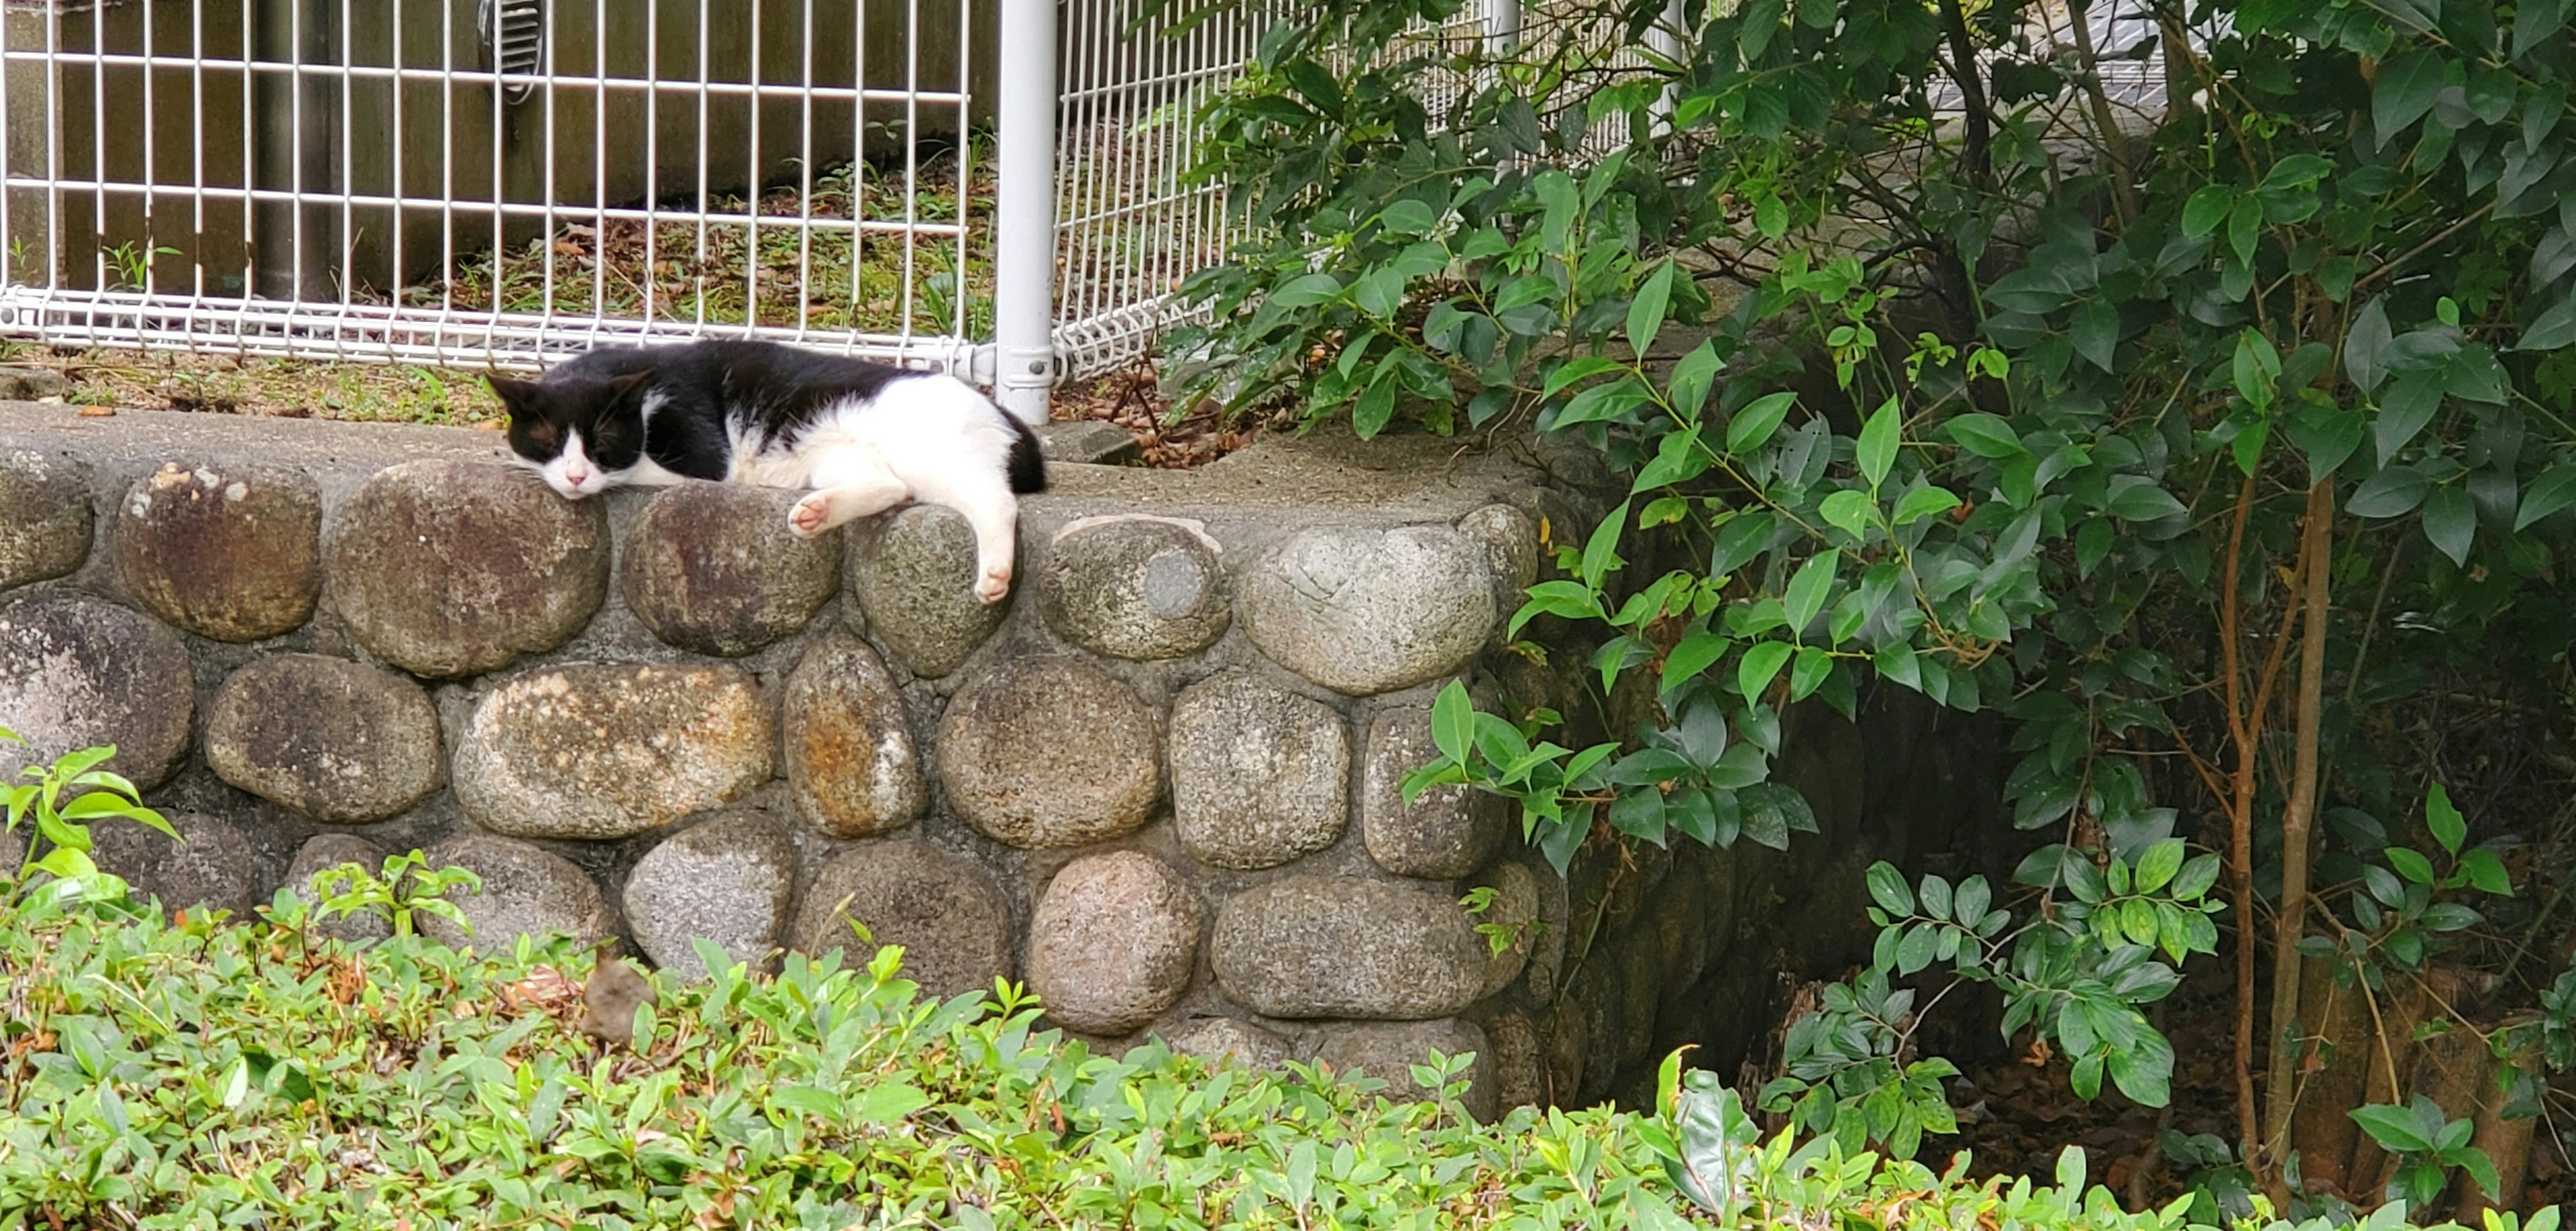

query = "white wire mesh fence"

[
  {"left": 0, "top": 0, "right": 2196, "bottom": 396},
  {"left": 0, "top": 0, "right": 1002, "bottom": 374}
]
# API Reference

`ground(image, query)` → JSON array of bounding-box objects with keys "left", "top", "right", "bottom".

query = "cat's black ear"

[{"left": 486, "top": 374, "right": 538, "bottom": 415}]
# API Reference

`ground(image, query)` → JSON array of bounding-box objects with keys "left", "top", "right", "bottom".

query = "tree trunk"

[
  {"left": 2263, "top": 480, "right": 2334, "bottom": 1161},
  {"left": 2462, "top": 1034, "right": 2541, "bottom": 1218}
]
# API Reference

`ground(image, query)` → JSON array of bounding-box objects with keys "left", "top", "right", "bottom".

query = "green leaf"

[
  {"left": 2135, "top": 839, "right": 2186, "bottom": 894},
  {"left": 1783, "top": 551, "right": 1838, "bottom": 631},
  {"left": 2348, "top": 465, "right": 2432, "bottom": 518},
  {"left": 1543, "top": 356, "right": 1625, "bottom": 398},
  {"left": 1352, "top": 377, "right": 1397, "bottom": 439},
  {"left": 1628, "top": 259, "right": 1678, "bottom": 358},
  {"left": 1430, "top": 682, "right": 1475, "bottom": 766},
  {"left": 2516, "top": 0, "right": 2570, "bottom": 58},
  {"left": 2425, "top": 783, "right": 2466, "bottom": 855},
  {"left": 2460, "top": 847, "right": 2514, "bottom": 896},
  {"left": 2515, "top": 463, "right": 2576, "bottom": 530},
  {"left": 2288, "top": 406, "right": 2366, "bottom": 480},
  {"left": 1819, "top": 489, "right": 1876, "bottom": 539},
  {"left": 2351, "top": 1103, "right": 2436, "bottom": 1155},
  {"left": 1856, "top": 396, "right": 1900, "bottom": 488},
  {"left": 2233, "top": 330, "right": 2282, "bottom": 407},
  {"left": 2072, "top": 300, "right": 2119, "bottom": 372},
  {"left": 1866, "top": 861, "right": 1913, "bottom": 915},
  {"left": 2422, "top": 486, "right": 2475, "bottom": 566},
  {"left": 1661, "top": 631, "right": 1731, "bottom": 695},
  {"left": 851, "top": 1081, "right": 932, "bottom": 1126},
  {"left": 1738, "top": 641, "right": 1793, "bottom": 701},
  {"left": 1890, "top": 485, "right": 1961, "bottom": 526},
  {"left": 2227, "top": 195, "right": 2263, "bottom": 268},
  {"left": 1581, "top": 502, "right": 1628, "bottom": 588},
  {"left": 1727, "top": 392, "right": 1796, "bottom": 453},
  {"left": 2374, "top": 369, "right": 2445, "bottom": 466},
  {"left": 1669, "top": 339, "right": 1725, "bottom": 417},
  {"left": 1788, "top": 645, "right": 1833, "bottom": 699},
  {"left": 2104, "top": 476, "right": 2186, "bottom": 522},
  {"left": 2524, "top": 295, "right": 2576, "bottom": 352},
  {"left": 1270, "top": 272, "right": 1344, "bottom": 307},
  {"left": 2373, "top": 49, "right": 2449, "bottom": 146},
  {"left": 2387, "top": 847, "right": 2438, "bottom": 885},
  {"left": 1946, "top": 413, "right": 2024, "bottom": 458},
  {"left": 2182, "top": 186, "right": 2233, "bottom": 239},
  {"left": 2347, "top": 298, "right": 2393, "bottom": 393}
]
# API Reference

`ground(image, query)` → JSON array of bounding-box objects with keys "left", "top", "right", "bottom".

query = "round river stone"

[
  {"left": 329, "top": 460, "right": 609, "bottom": 678},
  {"left": 792, "top": 841, "right": 1012, "bottom": 999},
  {"left": 1027, "top": 851, "right": 1203, "bottom": 1035},
  {"left": 419, "top": 833, "right": 616, "bottom": 952},
  {"left": 0, "top": 450, "right": 93, "bottom": 594},
  {"left": 0, "top": 594, "right": 193, "bottom": 789},
  {"left": 1210, "top": 875, "right": 1487, "bottom": 1020},
  {"left": 1236, "top": 524, "right": 1497, "bottom": 695},
  {"left": 111, "top": 460, "right": 322, "bottom": 642},
  {"left": 619, "top": 480, "right": 840, "bottom": 657},
  {"left": 845, "top": 504, "right": 1004, "bottom": 678},
  {"left": 1035, "top": 515, "right": 1230, "bottom": 660},
  {"left": 1168, "top": 672, "right": 1348, "bottom": 870},
  {"left": 624, "top": 812, "right": 797, "bottom": 978},
  {"left": 453, "top": 662, "right": 774, "bottom": 841},
  {"left": 782, "top": 633, "right": 925, "bottom": 839},
  {"left": 938, "top": 657, "right": 1161, "bottom": 849},
  {"left": 205, "top": 654, "right": 444, "bottom": 824}
]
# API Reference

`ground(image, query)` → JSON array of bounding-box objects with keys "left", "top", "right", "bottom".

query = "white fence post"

[
  {"left": 1484, "top": 0, "right": 1521, "bottom": 54},
  {"left": 991, "top": 0, "right": 1060, "bottom": 425}
]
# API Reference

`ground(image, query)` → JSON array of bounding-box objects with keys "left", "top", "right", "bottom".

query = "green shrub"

[{"left": 0, "top": 902, "right": 2555, "bottom": 1231}]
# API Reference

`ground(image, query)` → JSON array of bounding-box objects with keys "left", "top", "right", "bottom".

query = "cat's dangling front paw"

[
  {"left": 973, "top": 564, "right": 1013, "bottom": 606},
  {"left": 787, "top": 492, "right": 834, "bottom": 537}
]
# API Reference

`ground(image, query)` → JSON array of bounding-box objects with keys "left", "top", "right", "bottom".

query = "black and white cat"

[{"left": 487, "top": 340, "right": 1046, "bottom": 604}]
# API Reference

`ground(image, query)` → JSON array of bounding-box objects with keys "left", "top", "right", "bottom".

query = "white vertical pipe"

[
  {"left": 1649, "top": 0, "right": 1684, "bottom": 125},
  {"left": 1483, "top": 0, "right": 1519, "bottom": 55},
  {"left": 991, "top": 0, "right": 1057, "bottom": 423}
]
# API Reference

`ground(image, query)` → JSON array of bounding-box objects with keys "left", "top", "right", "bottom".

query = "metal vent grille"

[{"left": 479, "top": 0, "right": 545, "bottom": 103}]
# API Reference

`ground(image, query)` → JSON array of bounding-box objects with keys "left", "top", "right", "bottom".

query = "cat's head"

[
  {"left": 486, "top": 368, "right": 659, "bottom": 496},
  {"left": 488, "top": 368, "right": 654, "bottom": 498}
]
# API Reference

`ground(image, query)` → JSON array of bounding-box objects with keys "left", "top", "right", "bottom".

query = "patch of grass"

[
  {"left": 24, "top": 349, "right": 506, "bottom": 427},
  {"left": 417, "top": 156, "right": 996, "bottom": 341}
]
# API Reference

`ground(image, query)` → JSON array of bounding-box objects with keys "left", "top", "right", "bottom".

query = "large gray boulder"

[
  {"left": 1168, "top": 673, "right": 1348, "bottom": 870},
  {"left": 1210, "top": 875, "right": 1488, "bottom": 1020},
  {"left": 111, "top": 460, "right": 322, "bottom": 642},
  {"left": 1311, "top": 1018, "right": 1498, "bottom": 1120},
  {"left": 1026, "top": 851, "right": 1203, "bottom": 1035},
  {"left": 328, "top": 460, "right": 609, "bottom": 678},
  {"left": 1236, "top": 525, "right": 1496, "bottom": 695},
  {"left": 205, "top": 655, "right": 444, "bottom": 823},
  {"left": 453, "top": 662, "right": 774, "bottom": 841},
  {"left": 792, "top": 841, "right": 1013, "bottom": 1000},
  {"left": 89, "top": 811, "right": 258, "bottom": 918},
  {"left": 0, "top": 450, "right": 93, "bottom": 594},
  {"left": 782, "top": 633, "right": 925, "bottom": 839},
  {"left": 1034, "top": 516, "right": 1230, "bottom": 661},
  {"left": 619, "top": 481, "right": 840, "bottom": 657},
  {"left": 0, "top": 594, "right": 193, "bottom": 789},
  {"left": 938, "top": 657, "right": 1161, "bottom": 849},
  {"left": 845, "top": 504, "right": 1004, "bottom": 678},
  {"left": 623, "top": 813, "right": 796, "bottom": 978},
  {"left": 1361, "top": 704, "right": 1506, "bottom": 879},
  {"left": 1155, "top": 1016, "right": 1297, "bottom": 1070},
  {"left": 418, "top": 834, "right": 616, "bottom": 952}
]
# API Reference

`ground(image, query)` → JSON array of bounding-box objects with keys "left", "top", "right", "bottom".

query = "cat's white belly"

[{"left": 620, "top": 456, "right": 694, "bottom": 487}]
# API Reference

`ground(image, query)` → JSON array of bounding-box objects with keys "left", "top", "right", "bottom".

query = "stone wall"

[{"left": 0, "top": 399, "right": 1996, "bottom": 1117}]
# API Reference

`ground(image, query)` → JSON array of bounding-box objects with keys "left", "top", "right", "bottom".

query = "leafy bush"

[
  {"left": 1, "top": 727, "right": 173, "bottom": 914},
  {"left": 1188, "top": 0, "right": 2576, "bottom": 1197},
  {"left": 3, "top": 900, "right": 2559, "bottom": 1230}
]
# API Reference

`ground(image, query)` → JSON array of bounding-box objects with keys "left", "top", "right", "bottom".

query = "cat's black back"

[{"left": 527, "top": 340, "right": 1044, "bottom": 492}]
